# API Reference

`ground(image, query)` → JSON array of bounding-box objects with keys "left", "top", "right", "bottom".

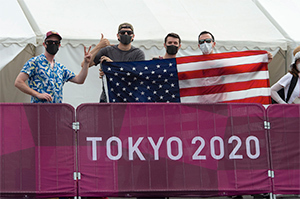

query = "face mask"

[
  {"left": 46, "top": 43, "right": 59, "bottom": 55},
  {"left": 166, "top": 45, "right": 178, "bottom": 55},
  {"left": 200, "top": 42, "right": 213, "bottom": 55},
  {"left": 119, "top": 34, "right": 132, "bottom": 45}
]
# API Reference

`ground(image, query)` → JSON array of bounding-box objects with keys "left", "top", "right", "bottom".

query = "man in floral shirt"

[{"left": 15, "top": 31, "right": 91, "bottom": 103}]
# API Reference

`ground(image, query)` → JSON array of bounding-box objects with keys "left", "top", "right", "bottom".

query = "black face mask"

[
  {"left": 166, "top": 45, "right": 178, "bottom": 55},
  {"left": 119, "top": 34, "right": 132, "bottom": 45},
  {"left": 46, "top": 43, "right": 59, "bottom": 55}
]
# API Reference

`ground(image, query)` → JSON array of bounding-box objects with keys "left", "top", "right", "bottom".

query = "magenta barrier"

[
  {"left": 0, "top": 103, "right": 76, "bottom": 198},
  {"left": 76, "top": 103, "right": 271, "bottom": 197},
  {"left": 267, "top": 104, "right": 300, "bottom": 195}
]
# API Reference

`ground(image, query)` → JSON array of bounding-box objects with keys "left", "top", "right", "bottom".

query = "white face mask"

[{"left": 200, "top": 42, "right": 213, "bottom": 55}]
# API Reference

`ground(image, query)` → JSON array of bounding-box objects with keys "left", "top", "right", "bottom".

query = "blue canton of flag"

[{"left": 102, "top": 59, "right": 180, "bottom": 103}]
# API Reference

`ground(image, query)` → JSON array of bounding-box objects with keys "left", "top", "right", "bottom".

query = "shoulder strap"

[{"left": 286, "top": 75, "right": 298, "bottom": 102}]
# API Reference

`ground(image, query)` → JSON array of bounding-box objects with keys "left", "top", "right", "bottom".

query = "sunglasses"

[
  {"left": 199, "top": 39, "right": 213, "bottom": 44},
  {"left": 45, "top": 40, "right": 60, "bottom": 45},
  {"left": 118, "top": 30, "right": 133, "bottom": 35}
]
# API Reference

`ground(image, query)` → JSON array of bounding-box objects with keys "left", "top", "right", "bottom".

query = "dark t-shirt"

[
  {"left": 94, "top": 45, "right": 145, "bottom": 65},
  {"left": 94, "top": 45, "right": 145, "bottom": 102}
]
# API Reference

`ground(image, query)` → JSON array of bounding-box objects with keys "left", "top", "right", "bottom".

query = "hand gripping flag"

[{"left": 102, "top": 50, "right": 271, "bottom": 104}]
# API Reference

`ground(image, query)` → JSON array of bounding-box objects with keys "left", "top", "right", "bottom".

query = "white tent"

[
  {"left": 0, "top": 0, "right": 36, "bottom": 102},
  {"left": 1, "top": 0, "right": 290, "bottom": 107},
  {"left": 254, "top": 0, "right": 300, "bottom": 82}
]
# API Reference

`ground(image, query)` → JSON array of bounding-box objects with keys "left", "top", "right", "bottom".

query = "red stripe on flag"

[
  {"left": 222, "top": 96, "right": 271, "bottom": 104},
  {"left": 178, "top": 63, "right": 268, "bottom": 80},
  {"left": 180, "top": 80, "right": 269, "bottom": 97},
  {"left": 176, "top": 50, "right": 268, "bottom": 64}
]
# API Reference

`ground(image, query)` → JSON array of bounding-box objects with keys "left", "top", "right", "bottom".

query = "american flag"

[{"left": 102, "top": 50, "right": 271, "bottom": 104}]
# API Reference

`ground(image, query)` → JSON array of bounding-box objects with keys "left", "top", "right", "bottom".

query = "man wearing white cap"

[
  {"left": 271, "top": 47, "right": 300, "bottom": 104},
  {"left": 15, "top": 30, "right": 92, "bottom": 103}
]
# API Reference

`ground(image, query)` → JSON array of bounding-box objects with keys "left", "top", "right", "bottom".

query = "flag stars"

[
  {"left": 141, "top": 91, "right": 145, "bottom": 95},
  {"left": 148, "top": 97, "right": 151, "bottom": 100},
  {"left": 120, "top": 67, "right": 124, "bottom": 71},
  {"left": 122, "top": 88, "right": 126, "bottom": 91},
  {"left": 114, "top": 72, "right": 118, "bottom": 76},
  {"left": 164, "top": 79, "right": 168, "bottom": 82},
  {"left": 123, "top": 98, "right": 127, "bottom": 102},
  {"left": 160, "top": 96, "right": 164, "bottom": 99},
  {"left": 153, "top": 91, "right": 157, "bottom": 94},
  {"left": 128, "top": 82, "right": 132, "bottom": 86},
  {"left": 172, "top": 94, "right": 176, "bottom": 98},
  {"left": 108, "top": 67, "right": 111, "bottom": 71},
  {"left": 147, "top": 86, "right": 150, "bottom": 90},
  {"left": 121, "top": 77, "right": 125, "bottom": 81},
  {"left": 169, "top": 63, "right": 173, "bottom": 67},
  {"left": 145, "top": 66, "right": 148, "bottom": 70},
  {"left": 129, "top": 92, "right": 133, "bottom": 96},
  {"left": 163, "top": 69, "right": 167, "bottom": 73},
  {"left": 171, "top": 83, "right": 175, "bottom": 87},
  {"left": 170, "top": 73, "right": 174, "bottom": 77},
  {"left": 140, "top": 81, "right": 144, "bottom": 85},
  {"left": 139, "top": 72, "right": 143, "bottom": 76},
  {"left": 152, "top": 80, "right": 156, "bottom": 84},
  {"left": 165, "top": 90, "right": 169, "bottom": 93},
  {"left": 157, "top": 65, "right": 160, "bottom": 68},
  {"left": 135, "top": 97, "right": 139, "bottom": 101},
  {"left": 116, "top": 82, "right": 120, "bottom": 86},
  {"left": 158, "top": 75, "right": 162, "bottom": 78},
  {"left": 109, "top": 78, "right": 113, "bottom": 81},
  {"left": 134, "top": 87, "right": 138, "bottom": 90},
  {"left": 151, "top": 71, "right": 155, "bottom": 74},
  {"left": 159, "top": 85, "right": 163, "bottom": 88},
  {"left": 127, "top": 72, "right": 131, "bottom": 76}
]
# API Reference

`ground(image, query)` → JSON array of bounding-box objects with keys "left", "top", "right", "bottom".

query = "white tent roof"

[
  {"left": 0, "top": 0, "right": 35, "bottom": 47},
  {"left": 19, "top": 0, "right": 287, "bottom": 51},
  {"left": 255, "top": 0, "right": 300, "bottom": 45}
]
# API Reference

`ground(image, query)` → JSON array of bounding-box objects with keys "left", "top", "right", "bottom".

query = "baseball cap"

[
  {"left": 44, "top": 30, "right": 62, "bottom": 41},
  {"left": 118, "top": 23, "right": 134, "bottom": 33}
]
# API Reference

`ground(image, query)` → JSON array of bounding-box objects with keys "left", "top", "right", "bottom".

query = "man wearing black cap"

[
  {"left": 15, "top": 30, "right": 91, "bottom": 103},
  {"left": 92, "top": 22, "right": 145, "bottom": 102}
]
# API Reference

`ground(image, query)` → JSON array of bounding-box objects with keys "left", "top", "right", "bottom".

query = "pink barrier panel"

[
  {"left": 77, "top": 103, "right": 271, "bottom": 197},
  {"left": 267, "top": 104, "right": 300, "bottom": 195},
  {"left": 0, "top": 103, "right": 76, "bottom": 198}
]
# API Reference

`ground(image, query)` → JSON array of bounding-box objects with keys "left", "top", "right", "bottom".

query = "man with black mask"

[
  {"left": 93, "top": 22, "right": 145, "bottom": 102},
  {"left": 15, "top": 30, "right": 91, "bottom": 103},
  {"left": 153, "top": 33, "right": 181, "bottom": 60}
]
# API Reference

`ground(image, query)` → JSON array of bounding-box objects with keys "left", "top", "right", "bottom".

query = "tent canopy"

[{"left": 19, "top": 0, "right": 287, "bottom": 51}]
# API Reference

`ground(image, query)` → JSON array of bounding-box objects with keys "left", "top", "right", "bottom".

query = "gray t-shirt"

[
  {"left": 94, "top": 45, "right": 145, "bottom": 102},
  {"left": 94, "top": 45, "right": 145, "bottom": 65}
]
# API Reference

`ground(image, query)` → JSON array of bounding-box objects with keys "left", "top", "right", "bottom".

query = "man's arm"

[
  {"left": 14, "top": 72, "right": 53, "bottom": 102},
  {"left": 71, "top": 46, "right": 91, "bottom": 84},
  {"left": 81, "top": 33, "right": 110, "bottom": 68}
]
